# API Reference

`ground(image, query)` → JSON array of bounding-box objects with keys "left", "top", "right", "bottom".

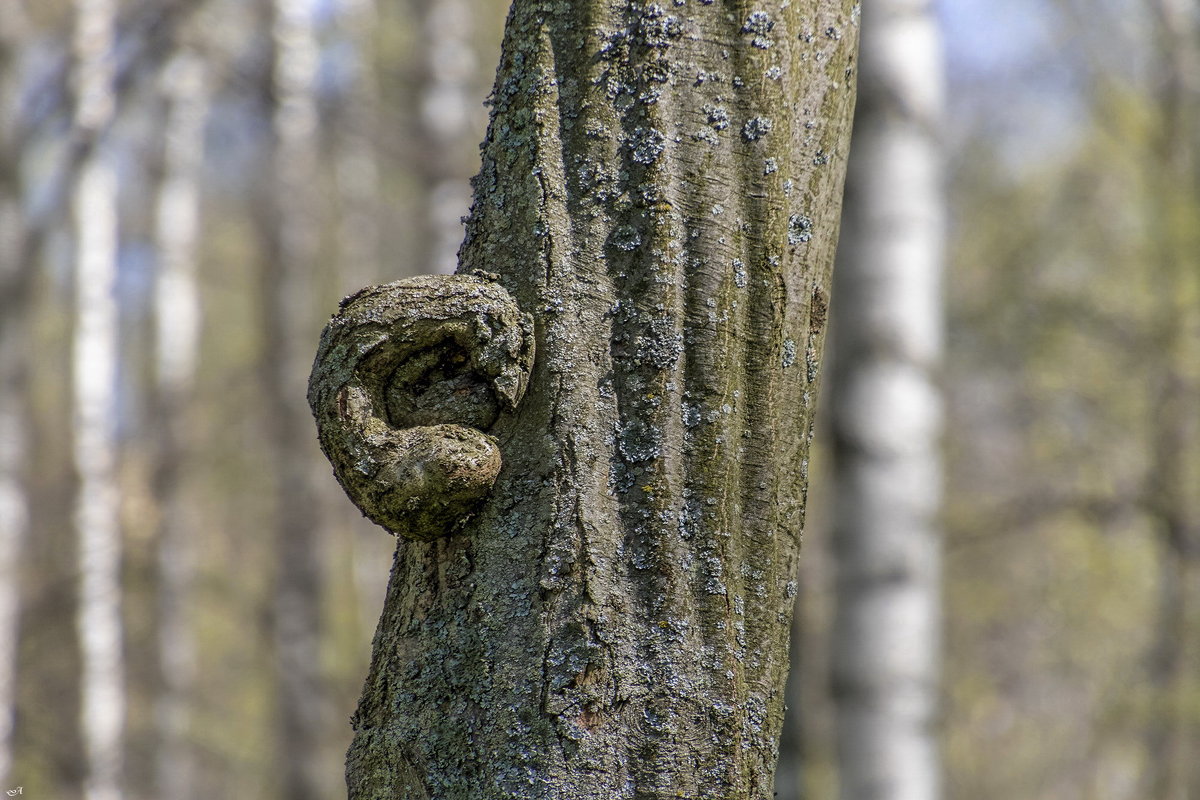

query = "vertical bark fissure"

[{"left": 341, "top": 2, "right": 858, "bottom": 797}]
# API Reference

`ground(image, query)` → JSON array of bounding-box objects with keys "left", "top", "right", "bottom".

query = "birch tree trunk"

[
  {"left": 414, "top": 0, "right": 483, "bottom": 275},
  {"left": 71, "top": 1, "right": 124, "bottom": 799},
  {"left": 263, "top": 0, "right": 331, "bottom": 797},
  {"left": 309, "top": 2, "right": 859, "bottom": 796},
  {"left": 827, "top": 2, "right": 944, "bottom": 799},
  {"left": 152, "top": 48, "right": 210, "bottom": 800},
  {"left": 334, "top": 0, "right": 382, "bottom": 293}
]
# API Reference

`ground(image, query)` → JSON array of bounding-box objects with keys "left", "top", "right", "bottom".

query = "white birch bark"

[
  {"left": 267, "top": 1, "right": 329, "bottom": 796},
  {"left": 828, "top": 1, "right": 945, "bottom": 799},
  {"left": 417, "top": 0, "right": 477, "bottom": 275},
  {"left": 334, "top": 0, "right": 381, "bottom": 290},
  {"left": 72, "top": 4, "right": 123, "bottom": 800},
  {"left": 153, "top": 49, "right": 209, "bottom": 800}
]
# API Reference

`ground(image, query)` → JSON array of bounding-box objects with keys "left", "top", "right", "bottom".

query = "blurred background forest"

[{"left": 0, "top": 0, "right": 1196, "bottom": 799}]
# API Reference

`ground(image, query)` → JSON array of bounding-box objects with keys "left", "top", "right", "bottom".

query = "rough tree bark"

[
  {"left": 310, "top": 2, "right": 858, "bottom": 797},
  {"left": 827, "top": 1, "right": 944, "bottom": 799}
]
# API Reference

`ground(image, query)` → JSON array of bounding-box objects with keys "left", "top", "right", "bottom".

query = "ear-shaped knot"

[{"left": 308, "top": 274, "right": 534, "bottom": 540}]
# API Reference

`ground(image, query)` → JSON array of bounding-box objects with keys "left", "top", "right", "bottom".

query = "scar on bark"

[{"left": 308, "top": 273, "right": 534, "bottom": 540}]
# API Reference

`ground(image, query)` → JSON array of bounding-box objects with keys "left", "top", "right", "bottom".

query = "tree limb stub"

[{"left": 308, "top": 274, "right": 535, "bottom": 541}]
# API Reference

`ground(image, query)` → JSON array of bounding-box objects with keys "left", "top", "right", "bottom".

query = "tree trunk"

[
  {"left": 0, "top": 1, "right": 32, "bottom": 786},
  {"left": 262, "top": 0, "right": 332, "bottom": 797},
  {"left": 152, "top": 48, "right": 210, "bottom": 800},
  {"left": 72, "top": 1, "right": 125, "bottom": 798},
  {"left": 310, "top": 2, "right": 859, "bottom": 796},
  {"left": 331, "top": 0, "right": 393, "bottom": 640},
  {"left": 334, "top": 0, "right": 383, "bottom": 293},
  {"left": 827, "top": 2, "right": 945, "bottom": 799},
  {"left": 0, "top": 225, "right": 25, "bottom": 793},
  {"left": 413, "top": 0, "right": 486, "bottom": 275}
]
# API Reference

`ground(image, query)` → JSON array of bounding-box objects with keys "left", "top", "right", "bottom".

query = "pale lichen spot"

[
  {"left": 788, "top": 213, "right": 812, "bottom": 245},
  {"left": 782, "top": 339, "right": 797, "bottom": 368},
  {"left": 741, "top": 11, "right": 774, "bottom": 48},
  {"left": 742, "top": 117, "right": 773, "bottom": 142},
  {"left": 703, "top": 104, "right": 730, "bottom": 130},
  {"left": 628, "top": 127, "right": 667, "bottom": 164},
  {"left": 732, "top": 259, "right": 747, "bottom": 288}
]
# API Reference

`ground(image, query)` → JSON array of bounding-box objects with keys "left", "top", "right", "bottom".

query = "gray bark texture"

[{"left": 310, "top": 2, "right": 859, "bottom": 797}]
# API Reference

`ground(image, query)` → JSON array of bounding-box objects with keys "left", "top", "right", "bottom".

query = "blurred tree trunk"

[
  {"left": 1144, "top": 2, "right": 1200, "bottom": 797},
  {"left": 151, "top": 47, "right": 210, "bottom": 800},
  {"left": 334, "top": 0, "right": 382, "bottom": 293},
  {"left": 777, "top": 521, "right": 837, "bottom": 800},
  {"left": 412, "top": 0, "right": 481, "bottom": 275},
  {"left": 0, "top": 2, "right": 32, "bottom": 787},
  {"left": 0, "top": 314, "right": 25, "bottom": 792},
  {"left": 0, "top": 217, "right": 25, "bottom": 794},
  {"left": 331, "top": 0, "right": 389, "bottom": 640},
  {"left": 828, "top": 1, "right": 945, "bottom": 799},
  {"left": 260, "top": 0, "right": 331, "bottom": 797},
  {"left": 71, "top": 1, "right": 125, "bottom": 799},
  {"left": 312, "top": 2, "right": 860, "bottom": 797}
]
